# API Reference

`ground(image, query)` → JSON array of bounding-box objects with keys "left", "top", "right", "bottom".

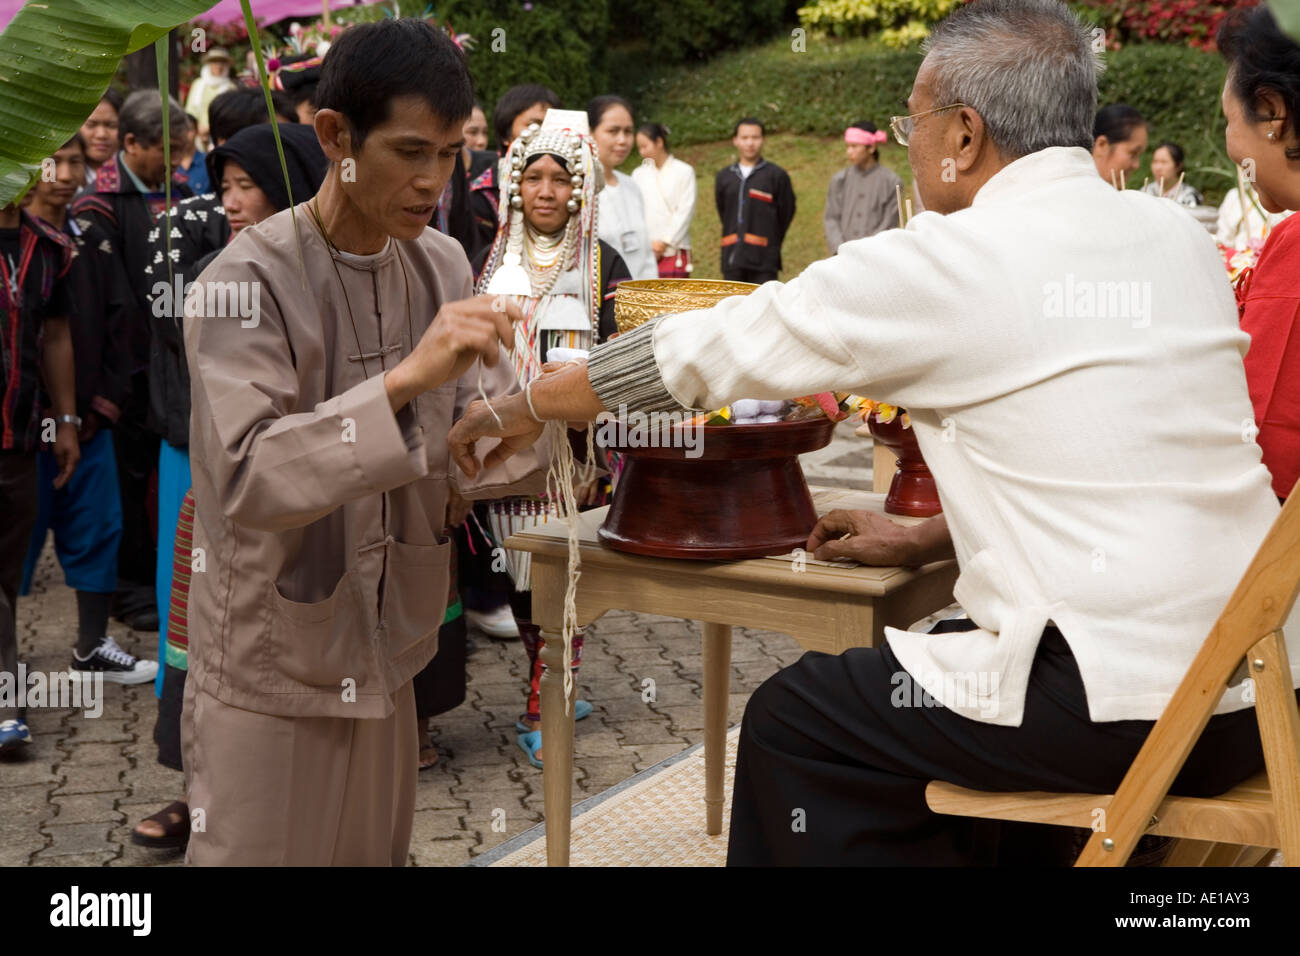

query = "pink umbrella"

[
  {"left": 193, "top": 0, "right": 360, "bottom": 25},
  {"left": 0, "top": 0, "right": 356, "bottom": 31}
]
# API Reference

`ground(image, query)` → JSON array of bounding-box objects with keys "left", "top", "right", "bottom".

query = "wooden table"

[{"left": 506, "top": 486, "right": 958, "bottom": 866}]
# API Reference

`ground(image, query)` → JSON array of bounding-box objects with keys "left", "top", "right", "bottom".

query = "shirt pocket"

[
  {"left": 266, "top": 551, "right": 379, "bottom": 691},
  {"left": 380, "top": 537, "right": 452, "bottom": 663}
]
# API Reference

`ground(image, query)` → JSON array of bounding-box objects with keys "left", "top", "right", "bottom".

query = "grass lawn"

[{"left": 625, "top": 134, "right": 917, "bottom": 282}]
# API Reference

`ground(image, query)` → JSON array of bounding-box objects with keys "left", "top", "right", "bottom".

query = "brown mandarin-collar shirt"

[{"left": 185, "top": 206, "right": 548, "bottom": 718}]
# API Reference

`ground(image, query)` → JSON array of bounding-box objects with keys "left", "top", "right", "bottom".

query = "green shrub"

[
  {"left": 611, "top": 0, "right": 790, "bottom": 64},
  {"left": 613, "top": 35, "right": 924, "bottom": 145},
  {"left": 797, "top": 0, "right": 959, "bottom": 38},
  {"left": 1097, "top": 44, "right": 1231, "bottom": 200},
  {"left": 878, "top": 19, "right": 933, "bottom": 48},
  {"left": 336, "top": 0, "right": 611, "bottom": 110},
  {"left": 617, "top": 34, "right": 1235, "bottom": 202}
]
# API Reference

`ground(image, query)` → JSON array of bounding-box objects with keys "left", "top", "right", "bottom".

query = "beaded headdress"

[{"left": 480, "top": 109, "right": 603, "bottom": 313}]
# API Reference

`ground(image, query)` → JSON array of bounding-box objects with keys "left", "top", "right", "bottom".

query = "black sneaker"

[{"left": 71, "top": 636, "right": 159, "bottom": 685}]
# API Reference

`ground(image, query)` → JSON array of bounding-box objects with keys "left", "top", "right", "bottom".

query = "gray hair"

[
  {"left": 118, "top": 90, "right": 187, "bottom": 147},
  {"left": 922, "top": 0, "right": 1103, "bottom": 158}
]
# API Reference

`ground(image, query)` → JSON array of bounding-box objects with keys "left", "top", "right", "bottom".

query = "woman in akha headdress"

[{"left": 473, "top": 110, "right": 631, "bottom": 768}]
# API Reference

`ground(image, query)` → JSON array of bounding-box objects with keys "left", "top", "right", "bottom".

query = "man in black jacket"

[
  {"left": 714, "top": 118, "right": 796, "bottom": 283},
  {"left": 70, "top": 90, "right": 190, "bottom": 633}
]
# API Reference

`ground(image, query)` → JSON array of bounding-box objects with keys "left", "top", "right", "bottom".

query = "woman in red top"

[{"left": 1219, "top": 7, "right": 1300, "bottom": 501}]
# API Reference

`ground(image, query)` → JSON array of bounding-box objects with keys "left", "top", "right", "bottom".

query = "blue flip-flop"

[
  {"left": 515, "top": 699, "right": 592, "bottom": 733},
  {"left": 517, "top": 730, "right": 543, "bottom": 769}
]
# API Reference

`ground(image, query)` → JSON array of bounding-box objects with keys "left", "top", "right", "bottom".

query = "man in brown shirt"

[{"left": 183, "top": 19, "right": 548, "bottom": 865}]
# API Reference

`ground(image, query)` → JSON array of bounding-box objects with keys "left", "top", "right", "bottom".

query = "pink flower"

[{"left": 265, "top": 57, "right": 280, "bottom": 73}]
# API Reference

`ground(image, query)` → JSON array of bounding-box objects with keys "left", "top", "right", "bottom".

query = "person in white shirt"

[
  {"left": 1216, "top": 167, "right": 1292, "bottom": 250},
  {"left": 1141, "top": 141, "right": 1204, "bottom": 206},
  {"left": 633, "top": 122, "right": 696, "bottom": 277},
  {"left": 450, "top": 0, "right": 1300, "bottom": 866},
  {"left": 588, "top": 95, "right": 659, "bottom": 280}
]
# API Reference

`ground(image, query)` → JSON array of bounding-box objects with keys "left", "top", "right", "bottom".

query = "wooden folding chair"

[{"left": 925, "top": 486, "right": 1300, "bottom": 866}]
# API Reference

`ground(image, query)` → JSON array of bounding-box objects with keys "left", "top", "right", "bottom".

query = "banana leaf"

[{"left": 0, "top": 0, "right": 220, "bottom": 206}]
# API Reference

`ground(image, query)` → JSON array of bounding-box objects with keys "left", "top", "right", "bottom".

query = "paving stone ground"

[{"left": 2, "top": 424, "right": 876, "bottom": 866}]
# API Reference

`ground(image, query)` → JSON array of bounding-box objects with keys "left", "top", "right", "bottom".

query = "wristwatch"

[{"left": 55, "top": 414, "right": 82, "bottom": 428}]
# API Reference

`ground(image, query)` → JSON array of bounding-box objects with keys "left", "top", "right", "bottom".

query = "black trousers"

[
  {"left": 0, "top": 453, "right": 38, "bottom": 723},
  {"left": 154, "top": 662, "right": 186, "bottom": 771},
  {"left": 457, "top": 502, "right": 512, "bottom": 613},
  {"left": 727, "top": 619, "right": 1281, "bottom": 866},
  {"left": 412, "top": 615, "right": 468, "bottom": 721},
  {"left": 113, "top": 371, "right": 158, "bottom": 615},
  {"left": 722, "top": 265, "right": 778, "bottom": 284}
]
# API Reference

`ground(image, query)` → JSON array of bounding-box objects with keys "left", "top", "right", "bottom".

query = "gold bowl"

[{"left": 613, "top": 278, "right": 758, "bottom": 334}]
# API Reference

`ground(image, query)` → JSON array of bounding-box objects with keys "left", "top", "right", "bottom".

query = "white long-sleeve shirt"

[
  {"left": 632, "top": 155, "right": 696, "bottom": 255},
  {"left": 1215, "top": 183, "right": 1292, "bottom": 250},
  {"left": 597, "top": 170, "right": 659, "bottom": 280},
  {"left": 588, "top": 146, "right": 1300, "bottom": 727}
]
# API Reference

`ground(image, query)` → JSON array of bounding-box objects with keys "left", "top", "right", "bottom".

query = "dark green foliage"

[
  {"left": 341, "top": 0, "right": 613, "bottom": 115},
  {"left": 613, "top": 35, "right": 1235, "bottom": 201},
  {"left": 610, "top": 0, "right": 790, "bottom": 64},
  {"left": 1098, "top": 44, "right": 1232, "bottom": 200}
]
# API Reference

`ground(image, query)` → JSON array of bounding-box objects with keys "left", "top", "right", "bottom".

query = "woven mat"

[{"left": 486, "top": 727, "right": 739, "bottom": 867}]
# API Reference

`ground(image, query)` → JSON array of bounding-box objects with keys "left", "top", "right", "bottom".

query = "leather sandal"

[{"left": 131, "top": 800, "right": 191, "bottom": 849}]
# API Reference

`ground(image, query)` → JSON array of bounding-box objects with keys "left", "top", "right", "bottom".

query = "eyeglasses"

[{"left": 889, "top": 103, "right": 968, "bottom": 146}]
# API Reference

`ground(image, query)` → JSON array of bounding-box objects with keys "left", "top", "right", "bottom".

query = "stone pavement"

[{"left": 2, "top": 423, "right": 880, "bottom": 866}]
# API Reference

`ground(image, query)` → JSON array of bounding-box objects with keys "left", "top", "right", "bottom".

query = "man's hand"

[
  {"left": 651, "top": 240, "right": 666, "bottom": 257},
  {"left": 576, "top": 475, "right": 606, "bottom": 507},
  {"left": 77, "top": 411, "right": 100, "bottom": 444},
  {"left": 52, "top": 421, "right": 80, "bottom": 490},
  {"left": 445, "top": 487, "right": 472, "bottom": 531},
  {"left": 385, "top": 294, "right": 523, "bottom": 412},
  {"left": 540, "top": 360, "right": 592, "bottom": 430},
  {"left": 449, "top": 392, "right": 545, "bottom": 479},
  {"left": 806, "top": 509, "right": 919, "bottom": 567}
]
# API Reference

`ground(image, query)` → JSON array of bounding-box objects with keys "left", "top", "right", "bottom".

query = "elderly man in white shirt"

[{"left": 449, "top": 0, "right": 1300, "bottom": 866}]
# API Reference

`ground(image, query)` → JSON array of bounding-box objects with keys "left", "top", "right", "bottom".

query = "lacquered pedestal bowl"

[
  {"left": 598, "top": 416, "right": 838, "bottom": 560},
  {"left": 867, "top": 413, "right": 942, "bottom": 518}
]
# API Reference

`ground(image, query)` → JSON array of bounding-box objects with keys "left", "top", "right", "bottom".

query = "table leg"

[
  {"left": 701, "top": 622, "right": 732, "bottom": 836},
  {"left": 539, "top": 626, "right": 576, "bottom": 866}
]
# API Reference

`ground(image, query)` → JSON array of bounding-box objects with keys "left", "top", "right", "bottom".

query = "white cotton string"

[
  {"left": 477, "top": 358, "right": 503, "bottom": 429},
  {"left": 542, "top": 418, "right": 582, "bottom": 715},
  {"left": 582, "top": 421, "right": 599, "bottom": 484}
]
